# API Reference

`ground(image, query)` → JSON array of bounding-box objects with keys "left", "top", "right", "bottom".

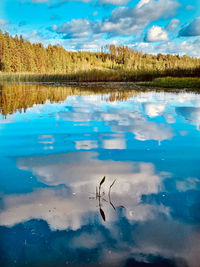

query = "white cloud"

[
  {"left": 137, "top": 0, "right": 150, "bottom": 8},
  {"left": 0, "top": 183, "right": 168, "bottom": 233},
  {"left": 132, "top": 38, "right": 200, "bottom": 57},
  {"left": 57, "top": 103, "right": 175, "bottom": 144},
  {"left": 55, "top": 19, "right": 91, "bottom": 38},
  {"left": 99, "top": 108, "right": 175, "bottom": 143},
  {"left": 145, "top": 26, "right": 169, "bottom": 42},
  {"left": 143, "top": 103, "right": 166, "bottom": 117},
  {"left": 105, "top": 0, "right": 180, "bottom": 35},
  {"left": 53, "top": 0, "right": 180, "bottom": 38},
  {"left": 0, "top": 151, "right": 167, "bottom": 230},
  {"left": 1, "top": 182, "right": 199, "bottom": 267},
  {"left": 17, "top": 152, "right": 163, "bottom": 195},
  {"left": 103, "top": 138, "right": 126, "bottom": 149},
  {"left": 1, "top": 146, "right": 199, "bottom": 267},
  {"left": 131, "top": 120, "right": 174, "bottom": 143}
]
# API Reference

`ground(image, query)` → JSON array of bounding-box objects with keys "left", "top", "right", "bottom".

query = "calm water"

[{"left": 0, "top": 83, "right": 200, "bottom": 267}]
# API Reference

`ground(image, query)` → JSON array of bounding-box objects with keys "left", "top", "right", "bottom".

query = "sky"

[{"left": 0, "top": 0, "right": 200, "bottom": 56}]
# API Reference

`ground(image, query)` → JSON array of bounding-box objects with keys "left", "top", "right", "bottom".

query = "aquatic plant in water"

[{"left": 90, "top": 177, "right": 125, "bottom": 221}]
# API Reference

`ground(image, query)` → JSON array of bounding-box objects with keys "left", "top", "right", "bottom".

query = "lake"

[{"left": 0, "top": 83, "right": 200, "bottom": 267}]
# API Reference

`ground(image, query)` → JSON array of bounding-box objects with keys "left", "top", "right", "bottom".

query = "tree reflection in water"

[{"left": 0, "top": 83, "right": 142, "bottom": 117}]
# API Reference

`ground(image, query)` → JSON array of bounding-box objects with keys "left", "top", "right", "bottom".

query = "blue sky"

[{"left": 0, "top": 0, "right": 200, "bottom": 56}]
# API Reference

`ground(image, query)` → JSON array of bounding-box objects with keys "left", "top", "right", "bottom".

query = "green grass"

[{"left": 138, "top": 77, "right": 200, "bottom": 89}]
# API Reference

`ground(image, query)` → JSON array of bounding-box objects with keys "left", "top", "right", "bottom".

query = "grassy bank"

[
  {"left": 0, "top": 67, "right": 200, "bottom": 84},
  {"left": 138, "top": 77, "right": 200, "bottom": 89}
]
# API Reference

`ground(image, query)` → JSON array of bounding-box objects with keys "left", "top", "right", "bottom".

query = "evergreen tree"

[{"left": 0, "top": 31, "right": 199, "bottom": 74}]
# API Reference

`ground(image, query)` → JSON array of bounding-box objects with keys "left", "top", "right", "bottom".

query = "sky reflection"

[{"left": 0, "top": 84, "right": 200, "bottom": 267}]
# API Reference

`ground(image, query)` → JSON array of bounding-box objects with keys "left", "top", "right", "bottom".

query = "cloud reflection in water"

[{"left": 0, "top": 85, "right": 200, "bottom": 266}]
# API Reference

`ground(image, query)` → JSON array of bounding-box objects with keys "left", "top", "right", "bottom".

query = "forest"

[{"left": 0, "top": 30, "right": 200, "bottom": 75}]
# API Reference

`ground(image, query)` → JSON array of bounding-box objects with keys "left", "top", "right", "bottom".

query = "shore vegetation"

[{"left": 138, "top": 77, "right": 200, "bottom": 89}]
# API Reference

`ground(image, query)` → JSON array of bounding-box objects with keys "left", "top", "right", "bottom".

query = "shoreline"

[{"left": 1, "top": 78, "right": 200, "bottom": 91}]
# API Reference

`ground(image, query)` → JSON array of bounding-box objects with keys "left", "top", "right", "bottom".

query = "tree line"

[{"left": 0, "top": 30, "right": 200, "bottom": 73}]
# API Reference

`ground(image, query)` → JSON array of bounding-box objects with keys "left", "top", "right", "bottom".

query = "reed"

[{"left": 0, "top": 67, "right": 200, "bottom": 83}]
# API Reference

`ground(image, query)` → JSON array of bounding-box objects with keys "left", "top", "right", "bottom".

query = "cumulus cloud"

[
  {"left": 179, "top": 17, "right": 200, "bottom": 37},
  {"left": 95, "top": 0, "right": 180, "bottom": 36},
  {"left": 129, "top": 119, "right": 174, "bottom": 143},
  {"left": 143, "top": 103, "right": 166, "bottom": 117},
  {"left": 99, "top": 109, "right": 174, "bottom": 143},
  {"left": 57, "top": 103, "right": 174, "bottom": 143},
  {"left": 0, "top": 151, "right": 168, "bottom": 230},
  {"left": 132, "top": 38, "right": 200, "bottom": 57},
  {"left": 55, "top": 19, "right": 91, "bottom": 38},
  {"left": 1, "top": 149, "right": 200, "bottom": 267},
  {"left": 17, "top": 152, "right": 164, "bottom": 201},
  {"left": 103, "top": 138, "right": 126, "bottom": 149},
  {"left": 144, "top": 25, "right": 169, "bottom": 42},
  {"left": 1, "top": 186, "right": 200, "bottom": 267},
  {"left": 53, "top": 0, "right": 180, "bottom": 38},
  {"left": 1, "top": 187, "right": 200, "bottom": 267}
]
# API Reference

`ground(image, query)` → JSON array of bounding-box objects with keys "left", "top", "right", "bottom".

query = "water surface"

[{"left": 0, "top": 83, "right": 200, "bottom": 267}]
